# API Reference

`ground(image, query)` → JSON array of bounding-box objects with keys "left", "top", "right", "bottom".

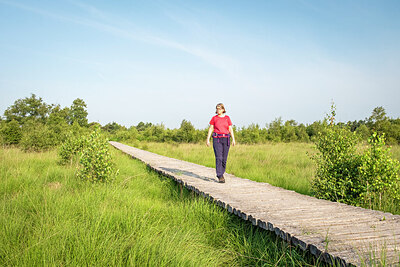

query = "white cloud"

[{"left": 0, "top": 0, "right": 238, "bottom": 74}]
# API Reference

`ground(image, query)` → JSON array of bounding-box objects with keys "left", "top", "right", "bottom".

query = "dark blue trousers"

[{"left": 213, "top": 137, "right": 230, "bottom": 178}]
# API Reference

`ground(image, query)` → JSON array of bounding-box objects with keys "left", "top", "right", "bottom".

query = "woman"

[{"left": 206, "top": 103, "right": 236, "bottom": 183}]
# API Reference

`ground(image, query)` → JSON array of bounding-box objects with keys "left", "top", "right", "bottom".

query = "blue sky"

[{"left": 1, "top": 0, "right": 399, "bottom": 129}]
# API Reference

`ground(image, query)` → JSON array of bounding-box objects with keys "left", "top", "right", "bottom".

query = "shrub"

[
  {"left": 176, "top": 120, "right": 196, "bottom": 143},
  {"left": 76, "top": 128, "right": 118, "bottom": 183},
  {"left": 311, "top": 124, "right": 362, "bottom": 203},
  {"left": 58, "top": 132, "right": 87, "bottom": 165},
  {"left": 239, "top": 124, "right": 262, "bottom": 144},
  {"left": 295, "top": 124, "right": 310, "bottom": 142},
  {"left": 19, "top": 122, "right": 59, "bottom": 152},
  {"left": 107, "top": 129, "right": 127, "bottom": 142},
  {"left": 267, "top": 117, "right": 283, "bottom": 142},
  {"left": 0, "top": 120, "right": 22, "bottom": 145},
  {"left": 355, "top": 124, "right": 370, "bottom": 141},
  {"left": 47, "top": 108, "right": 70, "bottom": 144},
  {"left": 359, "top": 133, "right": 400, "bottom": 206},
  {"left": 311, "top": 104, "right": 400, "bottom": 210}
]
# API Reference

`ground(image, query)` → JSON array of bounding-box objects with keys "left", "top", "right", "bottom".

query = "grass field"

[{"left": 0, "top": 147, "right": 324, "bottom": 266}]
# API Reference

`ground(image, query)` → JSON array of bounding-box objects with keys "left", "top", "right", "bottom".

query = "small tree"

[
  {"left": 76, "top": 128, "right": 118, "bottom": 183},
  {"left": 282, "top": 120, "right": 298, "bottom": 142},
  {"left": 267, "top": 117, "right": 283, "bottom": 142},
  {"left": 70, "top": 98, "right": 88, "bottom": 127},
  {"left": 368, "top": 106, "right": 387, "bottom": 125},
  {"left": 311, "top": 122, "right": 362, "bottom": 203},
  {"left": 48, "top": 105, "right": 70, "bottom": 144},
  {"left": 177, "top": 119, "right": 196, "bottom": 143},
  {"left": 359, "top": 133, "right": 400, "bottom": 207},
  {"left": 311, "top": 102, "right": 362, "bottom": 203},
  {"left": 295, "top": 124, "right": 310, "bottom": 142}
]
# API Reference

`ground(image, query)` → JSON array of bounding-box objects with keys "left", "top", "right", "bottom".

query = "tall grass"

[{"left": 0, "top": 147, "right": 322, "bottom": 266}]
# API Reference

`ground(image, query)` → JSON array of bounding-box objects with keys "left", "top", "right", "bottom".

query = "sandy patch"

[{"left": 47, "top": 182, "right": 62, "bottom": 190}]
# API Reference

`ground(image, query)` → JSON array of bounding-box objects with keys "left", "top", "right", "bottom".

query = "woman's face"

[{"left": 216, "top": 106, "right": 224, "bottom": 115}]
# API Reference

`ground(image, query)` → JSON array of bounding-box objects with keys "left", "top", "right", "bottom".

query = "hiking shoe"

[{"left": 218, "top": 176, "right": 225, "bottom": 183}]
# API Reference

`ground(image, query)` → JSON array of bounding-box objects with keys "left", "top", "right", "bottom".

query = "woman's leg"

[
  {"left": 221, "top": 138, "right": 230, "bottom": 175},
  {"left": 213, "top": 138, "right": 224, "bottom": 178}
]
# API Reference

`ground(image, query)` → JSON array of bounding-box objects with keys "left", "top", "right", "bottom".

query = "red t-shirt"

[{"left": 209, "top": 115, "right": 232, "bottom": 134}]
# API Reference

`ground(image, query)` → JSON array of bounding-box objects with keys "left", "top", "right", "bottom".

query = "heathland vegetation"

[
  {"left": 1, "top": 94, "right": 400, "bottom": 264},
  {"left": 1, "top": 147, "right": 324, "bottom": 266}
]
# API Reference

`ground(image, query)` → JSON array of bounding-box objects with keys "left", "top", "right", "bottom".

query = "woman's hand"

[
  {"left": 206, "top": 125, "right": 214, "bottom": 147},
  {"left": 228, "top": 125, "right": 236, "bottom": 147}
]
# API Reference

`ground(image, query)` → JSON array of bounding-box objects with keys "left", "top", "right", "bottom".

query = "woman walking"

[{"left": 206, "top": 103, "right": 236, "bottom": 183}]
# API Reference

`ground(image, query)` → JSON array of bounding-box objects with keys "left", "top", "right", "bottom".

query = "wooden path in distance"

[{"left": 110, "top": 141, "right": 400, "bottom": 266}]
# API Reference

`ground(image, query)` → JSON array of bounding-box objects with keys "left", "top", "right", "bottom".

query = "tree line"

[
  {"left": 101, "top": 106, "right": 400, "bottom": 145},
  {"left": 1, "top": 94, "right": 400, "bottom": 151}
]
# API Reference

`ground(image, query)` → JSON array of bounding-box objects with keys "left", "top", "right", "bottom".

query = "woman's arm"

[
  {"left": 229, "top": 125, "right": 236, "bottom": 146},
  {"left": 206, "top": 125, "right": 214, "bottom": 146}
]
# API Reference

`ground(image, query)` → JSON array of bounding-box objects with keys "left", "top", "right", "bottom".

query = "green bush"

[
  {"left": 76, "top": 128, "right": 118, "bottom": 183},
  {"left": 58, "top": 132, "right": 87, "bottom": 165},
  {"left": 19, "top": 122, "right": 59, "bottom": 152},
  {"left": 359, "top": 133, "right": 400, "bottom": 206},
  {"left": 0, "top": 120, "right": 22, "bottom": 145},
  {"left": 238, "top": 124, "right": 262, "bottom": 144},
  {"left": 267, "top": 117, "right": 283, "bottom": 142},
  {"left": 311, "top": 124, "right": 362, "bottom": 203},
  {"left": 47, "top": 108, "right": 70, "bottom": 144},
  {"left": 355, "top": 124, "right": 370, "bottom": 141},
  {"left": 176, "top": 120, "right": 197, "bottom": 143},
  {"left": 311, "top": 105, "right": 400, "bottom": 210}
]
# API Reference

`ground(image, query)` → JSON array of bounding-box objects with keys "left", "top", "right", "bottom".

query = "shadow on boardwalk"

[{"left": 159, "top": 167, "right": 218, "bottom": 183}]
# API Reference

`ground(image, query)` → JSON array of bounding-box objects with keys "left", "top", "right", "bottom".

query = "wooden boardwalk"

[{"left": 110, "top": 141, "right": 400, "bottom": 266}]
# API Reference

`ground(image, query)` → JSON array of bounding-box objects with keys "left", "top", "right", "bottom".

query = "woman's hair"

[{"left": 215, "top": 103, "right": 226, "bottom": 114}]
